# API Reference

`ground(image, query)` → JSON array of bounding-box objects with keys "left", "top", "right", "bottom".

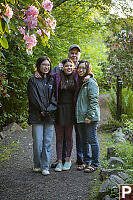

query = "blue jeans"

[
  {"left": 32, "top": 123, "right": 54, "bottom": 170},
  {"left": 75, "top": 124, "right": 90, "bottom": 163},
  {"left": 77, "top": 122, "right": 99, "bottom": 167}
]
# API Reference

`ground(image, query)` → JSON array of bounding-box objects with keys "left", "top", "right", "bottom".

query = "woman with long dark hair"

[
  {"left": 54, "top": 59, "right": 79, "bottom": 172},
  {"left": 27, "top": 56, "right": 57, "bottom": 176}
]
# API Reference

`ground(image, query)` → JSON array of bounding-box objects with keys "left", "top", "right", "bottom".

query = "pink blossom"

[
  {"left": 37, "top": 29, "right": 42, "bottom": 36},
  {"left": 43, "top": 29, "right": 50, "bottom": 38},
  {"left": 42, "top": 0, "right": 53, "bottom": 12},
  {"left": 25, "top": 34, "right": 37, "bottom": 49},
  {"left": 24, "top": 15, "right": 38, "bottom": 30},
  {"left": 4, "top": 4, "right": 13, "bottom": 19},
  {"left": 24, "top": 6, "right": 39, "bottom": 17},
  {"left": 46, "top": 17, "right": 56, "bottom": 30},
  {"left": 18, "top": 26, "right": 25, "bottom": 35}
]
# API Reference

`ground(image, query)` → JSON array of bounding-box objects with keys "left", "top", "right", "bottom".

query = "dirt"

[{"left": 0, "top": 95, "right": 111, "bottom": 200}]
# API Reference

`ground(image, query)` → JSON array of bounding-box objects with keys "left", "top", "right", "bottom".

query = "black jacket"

[{"left": 27, "top": 76, "right": 57, "bottom": 124}]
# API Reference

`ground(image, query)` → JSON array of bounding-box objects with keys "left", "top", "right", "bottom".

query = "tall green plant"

[{"left": 106, "top": 87, "right": 133, "bottom": 120}]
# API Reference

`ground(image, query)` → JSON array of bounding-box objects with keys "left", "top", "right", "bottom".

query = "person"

[
  {"left": 76, "top": 60, "right": 100, "bottom": 172},
  {"left": 34, "top": 45, "right": 92, "bottom": 167},
  {"left": 27, "top": 56, "right": 57, "bottom": 176},
  {"left": 51, "top": 45, "right": 92, "bottom": 167},
  {"left": 53, "top": 58, "right": 79, "bottom": 172}
]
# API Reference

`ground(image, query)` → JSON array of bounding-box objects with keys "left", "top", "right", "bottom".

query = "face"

[
  {"left": 63, "top": 61, "right": 73, "bottom": 75},
  {"left": 68, "top": 48, "right": 81, "bottom": 65},
  {"left": 40, "top": 59, "right": 50, "bottom": 74},
  {"left": 77, "top": 63, "right": 87, "bottom": 77}
]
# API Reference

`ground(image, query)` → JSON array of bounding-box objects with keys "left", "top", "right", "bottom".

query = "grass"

[{"left": 0, "top": 141, "right": 19, "bottom": 162}]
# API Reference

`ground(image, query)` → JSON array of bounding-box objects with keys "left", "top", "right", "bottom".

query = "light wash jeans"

[
  {"left": 77, "top": 122, "right": 99, "bottom": 167},
  {"left": 32, "top": 123, "right": 54, "bottom": 170}
]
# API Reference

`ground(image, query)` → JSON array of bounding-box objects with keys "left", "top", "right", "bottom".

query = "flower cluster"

[
  {"left": 17, "top": 0, "right": 55, "bottom": 54},
  {"left": 24, "top": 6, "right": 39, "bottom": 30},
  {"left": 42, "top": 0, "right": 53, "bottom": 12},
  {"left": 0, "top": 4, "right": 13, "bottom": 19},
  {"left": 0, "top": 74, "right": 8, "bottom": 97}
]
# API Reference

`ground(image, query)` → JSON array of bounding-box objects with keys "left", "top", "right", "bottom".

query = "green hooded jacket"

[{"left": 76, "top": 77, "right": 100, "bottom": 123}]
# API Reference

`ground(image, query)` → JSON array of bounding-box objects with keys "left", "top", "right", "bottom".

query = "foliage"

[
  {"left": 122, "top": 118, "right": 133, "bottom": 144},
  {"left": 0, "top": 73, "right": 8, "bottom": 97},
  {"left": 101, "top": 19, "right": 133, "bottom": 88},
  {"left": 106, "top": 86, "right": 133, "bottom": 120},
  {"left": 114, "top": 141, "right": 133, "bottom": 169},
  {"left": 0, "top": 35, "right": 36, "bottom": 127},
  {"left": 0, "top": 141, "right": 19, "bottom": 162},
  {"left": 0, "top": 0, "right": 56, "bottom": 54}
]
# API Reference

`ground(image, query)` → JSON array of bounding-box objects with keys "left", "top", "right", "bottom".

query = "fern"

[{"left": 106, "top": 87, "right": 133, "bottom": 120}]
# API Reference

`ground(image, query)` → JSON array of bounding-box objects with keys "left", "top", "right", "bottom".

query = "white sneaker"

[
  {"left": 42, "top": 170, "right": 50, "bottom": 176},
  {"left": 33, "top": 168, "right": 41, "bottom": 172}
]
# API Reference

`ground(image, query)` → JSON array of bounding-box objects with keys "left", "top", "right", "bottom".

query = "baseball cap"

[{"left": 69, "top": 45, "right": 81, "bottom": 52}]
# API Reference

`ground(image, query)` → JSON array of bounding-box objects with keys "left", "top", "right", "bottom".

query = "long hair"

[
  {"left": 77, "top": 60, "right": 91, "bottom": 76},
  {"left": 60, "top": 59, "right": 75, "bottom": 90},
  {"left": 36, "top": 56, "right": 51, "bottom": 77}
]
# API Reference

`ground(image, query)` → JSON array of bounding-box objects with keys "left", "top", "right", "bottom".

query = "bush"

[
  {"left": 106, "top": 86, "right": 133, "bottom": 120},
  {"left": 114, "top": 141, "right": 133, "bottom": 169}
]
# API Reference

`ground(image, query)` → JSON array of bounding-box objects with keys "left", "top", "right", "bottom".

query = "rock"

[
  {"left": 112, "top": 128, "right": 126, "bottom": 143},
  {"left": 107, "top": 157, "right": 124, "bottom": 168},
  {"left": 117, "top": 172, "right": 129, "bottom": 181},
  {"left": 0, "top": 131, "right": 5, "bottom": 139},
  {"left": 105, "top": 195, "right": 111, "bottom": 200},
  {"left": 100, "top": 169, "right": 124, "bottom": 181},
  {"left": 98, "top": 175, "right": 124, "bottom": 199},
  {"left": 2, "top": 122, "right": 23, "bottom": 138},
  {"left": 107, "top": 147, "right": 116, "bottom": 159}
]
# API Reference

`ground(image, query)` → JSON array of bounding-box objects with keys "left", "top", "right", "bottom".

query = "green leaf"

[
  {"left": 9, "top": 0, "right": 16, "bottom": 4},
  {"left": 0, "top": 19, "right": 3, "bottom": 33},
  {"left": 5, "top": 22, "right": 10, "bottom": 34},
  {"left": 0, "top": 36, "right": 9, "bottom": 49}
]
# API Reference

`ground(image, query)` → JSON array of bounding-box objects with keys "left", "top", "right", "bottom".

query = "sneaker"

[
  {"left": 55, "top": 162, "right": 63, "bottom": 172},
  {"left": 51, "top": 160, "right": 58, "bottom": 168},
  {"left": 42, "top": 170, "right": 50, "bottom": 176},
  {"left": 62, "top": 161, "right": 71, "bottom": 171},
  {"left": 33, "top": 168, "right": 41, "bottom": 172}
]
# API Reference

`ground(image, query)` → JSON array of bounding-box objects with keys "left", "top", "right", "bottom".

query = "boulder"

[
  {"left": 107, "top": 157, "right": 124, "bottom": 168},
  {"left": 1, "top": 122, "right": 23, "bottom": 138},
  {"left": 98, "top": 175, "right": 124, "bottom": 199},
  {"left": 100, "top": 168, "right": 124, "bottom": 181},
  {"left": 107, "top": 147, "right": 116, "bottom": 159}
]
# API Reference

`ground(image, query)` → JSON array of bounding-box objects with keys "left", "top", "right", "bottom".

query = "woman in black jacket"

[{"left": 27, "top": 56, "right": 57, "bottom": 176}]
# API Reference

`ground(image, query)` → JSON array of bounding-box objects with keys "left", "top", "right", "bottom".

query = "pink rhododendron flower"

[
  {"left": 46, "top": 17, "right": 56, "bottom": 29},
  {"left": 24, "top": 6, "right": 39, "bottom": 17},
  {"left": 37, "top": 29, "right": 42, "bottom": 36},
  {"left": 43, "top": 29, "right": 50, "bottom": 38},
  {"left": 24, "top": 15, "right": 38, "bottom": 30},
  {"left": 4, "top": 4, "right": 13, "bottom": 19},
  {"left": 25, "top": 34, "right": 37, "bottom": 49},
  {"left": 42, "top": 0, "right": 53, "bottom": 12},
  {"left": 24, "top": 6, "right": 39, "bottom": 30},
  {"left": 18, "top": 26, "right": 25, "bottom": 35}
]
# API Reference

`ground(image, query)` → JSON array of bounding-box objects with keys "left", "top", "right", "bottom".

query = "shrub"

[{"left": 106, "top": 86, "right": 133, "bottom": 120}]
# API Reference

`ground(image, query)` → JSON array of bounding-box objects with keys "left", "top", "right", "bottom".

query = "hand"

[
  {"left": 85, "top": 118, "right": 91, "bottom": 123},
  {"left": 35, "top": 71, "right": 42, "bottom": 79},
  {"left": 83, "top": 75, "right": 90, "bottom": 82},
  {"left": 41, "top": 112, "right": 46, "bottom": 117}
]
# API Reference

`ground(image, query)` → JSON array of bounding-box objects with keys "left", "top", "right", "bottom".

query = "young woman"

[
  {"left": 76, "top": 60, "right": 100, "bottom": 172},
  {"left": 27, "top": 56, "right": 57, "bottom": 176},
  {"left": 53, "top": 59, "right": 79, "bottom": 172}
]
